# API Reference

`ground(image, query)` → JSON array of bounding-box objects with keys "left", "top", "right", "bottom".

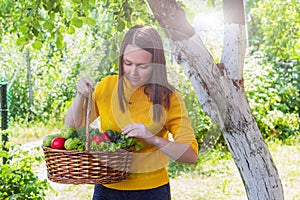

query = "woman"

[{"left": 64, "top": 25, "right": 198, "bottom": 200}]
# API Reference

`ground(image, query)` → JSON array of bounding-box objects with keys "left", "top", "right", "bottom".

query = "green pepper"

[
  {"left": 135, "top": 142, "right": 143, "bottom": 151},
  {"left": 116, "top": 143, "right": 122, "bottom": 149},
  {"left": 126, "top": 137, "right": 135, "bottom": 146}
]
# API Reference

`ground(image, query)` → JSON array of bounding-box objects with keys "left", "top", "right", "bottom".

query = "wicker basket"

[
  {"left": 42, "top": 88, "right": 133, "bottom": 184},
  {"left": 42, "top": 146, "right": 133, "bottom": 184}
]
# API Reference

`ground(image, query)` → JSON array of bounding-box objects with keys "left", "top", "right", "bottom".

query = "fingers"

[
  {"left": 82, "top": 77, "right": 94, "bottom": 88},
  {"left": 121, "top": 124, "right": 136, "bottom": 133},
  {"left": 77, "top": 77, "right": 94, "bottom": 97},
  {"left": 121, "top": 123, "right": 152, "bottom": 139},
  {"left": 121, "top": 124, "right": 137, "bottom": 138}
]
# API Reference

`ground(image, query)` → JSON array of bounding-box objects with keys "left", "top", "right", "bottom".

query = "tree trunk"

[
  {"left": 146, "top": 0, "right": 284, "bottom": 199},
  {"left": 26, "top": 48, "right": 33, "bottom": 121}
]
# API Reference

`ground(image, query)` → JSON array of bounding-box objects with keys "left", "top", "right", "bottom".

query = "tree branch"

[{"left": 147, "top": 0, "right": 195, "bottom": 41}]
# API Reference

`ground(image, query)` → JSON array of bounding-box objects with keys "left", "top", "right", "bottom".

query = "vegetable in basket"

[
  {"left": 60, "top": 126, "right": 76, "bottom": 139},
  {"left": 89, "top": 129, "right": 143, "bottom": 151},
  {"left": 43, "top": 133, "right": 61, "bottom": 147},
  {"left": 51, "top": 137, "right": 66, "bottom": 149},
  {"left": 76, "top": 126, "right": 101, "bottom": 142},
  {"left": 64, "top": 137, "right": 85, "bottom": 151}
]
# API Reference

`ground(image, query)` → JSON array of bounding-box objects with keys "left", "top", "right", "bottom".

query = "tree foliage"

[
  {"left": 247, "top": 0, "right": 300, "bottom": 62},
  {"left": 0, "top": 0, "right": 298, "bottom": 140},
  {"left": 245, "top": 0, "right": 300, "bottom": 140},
  {"left": 0, "top": 0, "right": 155, "bottom": 51},
  {"left": 0, "top": 0, "right": 155, "bottom": 121}
]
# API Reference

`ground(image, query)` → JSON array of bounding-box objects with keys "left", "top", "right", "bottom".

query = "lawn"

[
  {"left": 5, "top": 120, "right": 300, "bottom": 199},
  {"left": 26, "top": 140, "right": 299, "bottom": 200}
]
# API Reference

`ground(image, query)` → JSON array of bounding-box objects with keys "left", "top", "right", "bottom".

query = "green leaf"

[
  {"left": 82, "top": 0, "right": 90, "bottom": 15},
  {"left": 49, "top": 12, "right": 56, "bottom": 20},
  {"left": 117, "top": 19, "right": 125, "bottom": 32},
  {"left": 57, "top": 33, "right": 64, "bottom": 41},
  {"left": 71, "top": 17, "right": 83, "bottom": 28},
  {"left": 0, "top": 150, "right": 9, "bottom": 158},
  {"left": 32, "top": 40, "right": 43, "bottom": 50},
  {"left": 20, "top": 26, "right": 29, "bottom": 34},
  {"left": 67, "top": 25, "right": 75, "bottom": 34},
  {"left": 72, "top": 0, "right": 81, "bottom": 4},
  {"left": 83, "top": 17, "right": 96, "bottom": 26},
  {"left": 56, "top": 38, "right": 65, "bottom": 50},
  {"left": 16, "top": 37, "right": 26, "bottom": 46},
  {"left": 43, "top": 21, "right": 54, "bottom": 31},
  {"left": 59, "top": 25, "right": 65, "bottom": 33},
  {"left": 135, "top": 142, "right": 143, "bottom": 151},
  {"left": 89, "top": 0, "right": 96, "bottom": 6},
  {"left": 52, "top": 4, "right": 60, "bottom": 13}
]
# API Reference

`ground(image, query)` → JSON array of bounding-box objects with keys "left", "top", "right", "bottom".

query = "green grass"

[
  {"left": 170, "top": 139, "right": 300, "bottom": 200},
  {"left": 5, "top": 117, "right": 64, "bottom": 145},
  {"left": 2, "top": 120, "right": 300, "bottom": 200}
]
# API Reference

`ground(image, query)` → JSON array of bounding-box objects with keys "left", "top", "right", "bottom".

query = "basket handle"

[{"left": 85, "top": 87, "right": 93, "bottom": 151}]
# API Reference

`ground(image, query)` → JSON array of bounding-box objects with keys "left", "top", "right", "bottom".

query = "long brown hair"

[{"left": 118, "top": 25, "right": 174, "bottom": 121}]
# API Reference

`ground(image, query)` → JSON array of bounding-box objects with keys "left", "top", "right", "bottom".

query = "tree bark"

[
  {"left": 26, "top": 48, "right": 33, "bottom": 121},
  {"left": 146, "top": 0, "right": 284, "bottom": 199}
]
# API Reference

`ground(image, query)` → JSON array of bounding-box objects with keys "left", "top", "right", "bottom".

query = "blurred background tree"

[
  {"left": 245, "top": 0, "right": 300, "bottom": 140},
  {"left": 0, "top": 0, "right": 299, "bottom": 143}
]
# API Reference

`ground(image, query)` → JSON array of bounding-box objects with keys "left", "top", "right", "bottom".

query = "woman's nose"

[{"left": 130, "top": 66, "right": 139, "bottom": 75}]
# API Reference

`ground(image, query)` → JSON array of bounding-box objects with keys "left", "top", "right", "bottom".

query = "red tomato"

[
  {"left": 92, "top": 135, "right": 104, "bottom": 145},
  {"left": 51, "top": 137, "right": 66, "bottom": 149},
  {"left": 102, "top": 132, "right": 110, "bottom": 142}
]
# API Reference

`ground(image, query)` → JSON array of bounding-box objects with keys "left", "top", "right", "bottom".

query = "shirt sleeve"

[{"left": 165, "top": 91, "right": 198, "bottom": 155}]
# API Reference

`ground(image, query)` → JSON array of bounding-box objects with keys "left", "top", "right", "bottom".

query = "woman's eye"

[
  {"left": 139, "top": 65, "right": 149, "bottom": 69},
  {"left": 123, "top": 61, "right": 131, "bottom": 66}
]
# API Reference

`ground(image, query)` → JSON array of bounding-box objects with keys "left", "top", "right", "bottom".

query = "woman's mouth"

[{"left": 128, "top": 77, "right": 140, "bottom": 83}]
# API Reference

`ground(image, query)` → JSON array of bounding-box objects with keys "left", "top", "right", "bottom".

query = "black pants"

[{"left": 92, "top": 183, "right": 171, "bottom": 200}]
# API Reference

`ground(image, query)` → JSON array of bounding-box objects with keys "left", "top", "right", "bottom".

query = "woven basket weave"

[
  {"left": 43, "top": 88, "right": 133, "bottom": 184},
  {"left": 43, "top": 146, "right": 133, "bottom": 184}
]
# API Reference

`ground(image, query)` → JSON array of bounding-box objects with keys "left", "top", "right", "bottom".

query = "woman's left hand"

[
  {"left": 121, "top": 123, "right": 154, "bottom": 141},
  {"left": 122, "top": 123, "right": 197, "bottom": 164}
]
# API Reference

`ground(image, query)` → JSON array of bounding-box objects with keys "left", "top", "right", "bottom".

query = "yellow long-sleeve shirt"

[{"left": 92, "top": 75, "right": 198, "bottom": 190}]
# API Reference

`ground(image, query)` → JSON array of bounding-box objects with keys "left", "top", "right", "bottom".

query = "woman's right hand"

[
  {"left": 76, "top": 77, "right": 94, "bottom": 97},
  {"left": 64, "top": 77, "right": 94, "bottom": 128}
]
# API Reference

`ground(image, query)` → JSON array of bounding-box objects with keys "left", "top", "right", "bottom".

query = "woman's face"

[{"left": 122, "top": 44, "right": 153, "bottom": 87}]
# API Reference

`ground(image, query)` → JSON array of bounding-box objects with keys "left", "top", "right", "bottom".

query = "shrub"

[
  {"left": 244, "top": 57, "right": 300, "bottom": 140},
  {"left": 0, "top": 144, "right": 54, "bottom": 199}
]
